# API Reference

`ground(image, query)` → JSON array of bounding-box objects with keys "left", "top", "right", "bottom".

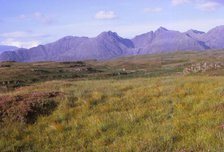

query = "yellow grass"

[{"left": 0, "top": 76, "right": 224, "bottom": 151}]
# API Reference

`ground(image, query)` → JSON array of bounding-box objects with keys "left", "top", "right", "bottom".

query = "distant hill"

[
  {"left": 132, "top": 27, "right": 208, "bottom": 54},
  {"left": 0, "top": 45, "right": 18, "bottom": 54},
  {"left": 0, "top": 32, "right": 137, "bottom": 62},
  {"left": 1, "top": 25, "right": 224, "bottom": 62}
]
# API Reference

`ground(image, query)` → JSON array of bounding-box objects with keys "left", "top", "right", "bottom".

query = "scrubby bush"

[{"left": 0, "top": 92, "right": 61, "bottom": 124}]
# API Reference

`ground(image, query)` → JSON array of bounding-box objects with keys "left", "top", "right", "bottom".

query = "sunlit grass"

[{"left": 0, "top": 76, "right": 224, "bottom": 151}]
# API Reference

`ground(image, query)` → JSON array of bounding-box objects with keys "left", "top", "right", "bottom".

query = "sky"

[{"left": 0, "top": 0, "right": 224, "bottom": 48}]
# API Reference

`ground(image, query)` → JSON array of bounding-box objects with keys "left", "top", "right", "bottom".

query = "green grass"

[
  {"left": 1, "top": 50, "right": 224, "bottom": 151},
  {"left": 1, "top": 50, "right": 224, "bottom": 92},
  {"left": 0, "top": 76, "right": 223, "bottom": 151}
]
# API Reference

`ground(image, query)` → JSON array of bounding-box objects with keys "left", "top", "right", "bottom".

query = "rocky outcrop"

[{"left": 183, "top": 62, "right": 224, "bottom": 75}]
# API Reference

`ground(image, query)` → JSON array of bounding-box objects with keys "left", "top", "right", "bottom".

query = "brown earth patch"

[{"left": 0, "top": 91, "right": 62, "bottom": 124}]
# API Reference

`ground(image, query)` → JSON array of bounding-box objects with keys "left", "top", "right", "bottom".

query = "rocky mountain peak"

[{"left": 155, "top": 27, "right": 168, "bottom": 33}]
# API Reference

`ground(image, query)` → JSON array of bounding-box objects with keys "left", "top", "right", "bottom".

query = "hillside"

[
  {"left": 0, "top": 32, "right": 136, "bottom": 62},
  {"left": 2, "top": 50, "right": 224, "bottom": 92},
  {"left": 0, "top": 45, "right": 18, "bottom": 54},
  {"left": 0, "top": 50, "right": 224, "bottom": 151}
]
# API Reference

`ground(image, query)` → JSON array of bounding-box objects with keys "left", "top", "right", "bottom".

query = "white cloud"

[
  {"left": 0, "top": 31, "right": 50, "bottom": 40},
  {"left": 0, "top": 31, "right": 51, "bottom": 48},
  {"left": 144, "top": 7, "right": 163, "bottom": 13},
  {"left": 19, "top": 12, "right": 55, "bottom": 25},
  {"left": 0, "top": 38, "right": 39, "bottom": 48},
  {"left": 0, "top": 31, "right": 50, "bottom": 39},
  {"left": 1, "top": 31, "right": 30, "bottom": 38},
  {"left": 172, "top": 0, "right": 190, "bottom": 5},
  {"left": 171, "top": 0, "right": 223, "bottom": 11},
  {"left": 19, "top": 14, "right": 27, "bottom": 19},
  {"left": 94, "top": 11, "right": 117, "bottom": 20},
  {"left": 33, "top": 12, "right": 55, "bottom": 25},
  {"left": 197, "top": 1, "right": 221, "bottom": 11}
]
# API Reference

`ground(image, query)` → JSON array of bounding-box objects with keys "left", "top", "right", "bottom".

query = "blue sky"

[{"left": 0, "top": 0, "right": 224, "bottom": 48}]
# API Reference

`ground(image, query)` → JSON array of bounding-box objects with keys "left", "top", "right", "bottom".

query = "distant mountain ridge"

[
  {"left": 1, "top": 25, "right": 224, "bottom": 62},
  {"left": 0, "top": 45, "right": 18, "bottom": 54}
]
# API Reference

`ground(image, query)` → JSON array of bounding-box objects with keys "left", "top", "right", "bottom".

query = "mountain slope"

[
  {"left": 201, "top": 25, "right": 224, "bottom": 49},
  {"left": 1, "top": 26, "right": 224, "bottom": 62},
  {"left": 185, "top": 29, "right": 205, "bottom": 40},
  {"left": 132, "top": 31, "right": 154, "bottom": 49},
  {"left": 52, "top": 31, "right": 135, "bottom": 61},
  {"left": 0, "top": 31, "right": 135, "bottom": 62},
  {"left": 133, "top": 27, "right": 209, "bottom": 54},
  {"left": 185, "top": 26, "right": 224, "bottom": 49},
  {"left": 0, "top": 45, "right": 18, "bottom": 54}
]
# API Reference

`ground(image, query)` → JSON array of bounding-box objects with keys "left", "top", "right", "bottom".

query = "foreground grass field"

[{"left": 0, "top": 76, "right": 223, "bottom": 151}]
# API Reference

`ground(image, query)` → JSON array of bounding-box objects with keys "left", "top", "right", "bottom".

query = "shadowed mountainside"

[
  {"left": 1, "top": 25, "right": 224, "bottom": 62},
  {"left": 0, "top": 45, "right": 18, "bottom": 54}
]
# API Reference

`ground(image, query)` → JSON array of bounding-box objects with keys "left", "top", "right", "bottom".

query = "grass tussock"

[{"left": 0, "top": 76, "right": 223, "bottom": 151}]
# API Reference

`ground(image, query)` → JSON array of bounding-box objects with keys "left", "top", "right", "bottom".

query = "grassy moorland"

[
  {"left": 0, "top": 77, "right": 224, "bottom": 151},
  {"left": 0, "top": 50, "right": 224, "bottom": 152},
  {"left": 1, "top": 50, "right": 224, "bottom": 91}
]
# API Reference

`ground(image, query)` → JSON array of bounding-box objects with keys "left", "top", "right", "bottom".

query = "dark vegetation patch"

[
  {"left": 0, "top": 91, "right": 62, "bottom": 124},
  {"left": 2, "top": 50, "right": 224, "bottom": 92},
  {"left": 0, "top": 61, "right": 101, "bottom": 92}
]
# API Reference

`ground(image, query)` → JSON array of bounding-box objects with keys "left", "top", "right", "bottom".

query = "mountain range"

[
  {"left": 1, "top": 25, "right": 224, "bottom": 62},
  {"left": 0, "top": 45, "right": 18, "bottom": 54}
]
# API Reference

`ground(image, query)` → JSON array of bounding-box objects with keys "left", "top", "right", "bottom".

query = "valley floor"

[{"left": 0, "top": 76, "right": 223, "bottom": 151}]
